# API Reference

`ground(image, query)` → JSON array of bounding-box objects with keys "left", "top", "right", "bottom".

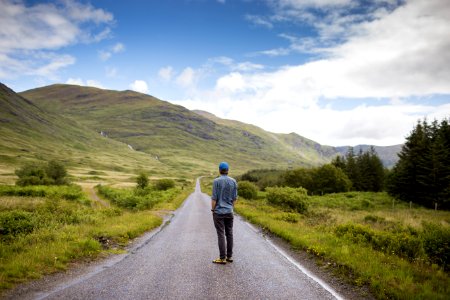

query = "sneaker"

[
  {"left": 226, "top": 257, "right": 233, "bottom": 263},
  {"left": 212, "top": 258, "right": 227, "bottom": 264}
]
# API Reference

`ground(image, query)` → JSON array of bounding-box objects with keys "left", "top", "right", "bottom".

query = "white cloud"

[
  {"left": 98, "top": 42, "right": 125, "bottom": 61},
  {"left": 112, "top": 43, "right": 125, "bottom": 53},
  {"left": 233, "top": 62, "right": 265, "bottom": 72},
  {"left": 66, "top": 78, "right": 84, "bottom": 85},
  {"left": 0, "top": 0, "right": 113, "bottom": 78},
  {"left": 176, "top": 67, "right": 196, "bottom": 87},
  {"left": 245, "top": 15, "right": 274, "bottom": 29},
  {"left": 98, "top": 50, "right": 111, "bottom": 61},
  {"left": 273, "top": 0, "right": 353, "bottom": 9},
  {"left": 0, "top": 51, "right": 76, "bottom": 80},
  {"left": 129, "top": 80, "right": 149, "bottom": 94},
  {"left": 173, "top": 0, "right": 450, "bottom": 146},
  {"left": 158, "top": 66, "right": 174, "bottom": 81},
  {"left": 66, "top": 78, "right": 104, "bottom": 88},
  {"left": 216, "top": 73, "right": 247, "bottom": 93}
]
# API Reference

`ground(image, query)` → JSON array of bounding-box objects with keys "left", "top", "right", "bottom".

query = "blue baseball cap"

[{"left": 219, "top": 162, "right": 229, "bottom": 171}]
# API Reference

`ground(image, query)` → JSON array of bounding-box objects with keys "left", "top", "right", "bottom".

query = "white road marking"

[{"left": 244, "top": 221, "right": 345, "bottom": 300}]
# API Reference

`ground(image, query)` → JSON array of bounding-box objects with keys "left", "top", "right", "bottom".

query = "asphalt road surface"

[{"left": 18, "top": 179, "right": 343, "bottom": 300}]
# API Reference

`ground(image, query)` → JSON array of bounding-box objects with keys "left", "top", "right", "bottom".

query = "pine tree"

[
  {"left": 389, "top": 121, "right": 428, "bottom": 205},
  {"left": 388, "top": 118, "right": 450, "bottom": 209},
  {"left": 345, "top": 147, "right": 361, "bottom": 190},
  {"left": 432, "top": 120, "right": 450, "bottom": 209},
  {"left": 331, "top": 155, "right": 346, "bottom": 170}
]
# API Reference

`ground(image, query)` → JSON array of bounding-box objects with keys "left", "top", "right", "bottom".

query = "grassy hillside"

[
  {"left": 20, "top": 84, "right": 335, "bottom": 175},
  {"left": 193, "top": 110, "right": 335, "bottom": 165},
  {"left": 0, "top": 83, "right": 173, "bottom": 184},
  {"left": 194, "top": 110, "right": 399, "bottom": 167}
]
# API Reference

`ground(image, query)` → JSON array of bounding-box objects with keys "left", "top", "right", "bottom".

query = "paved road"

[{"left": 27, "top": 180, "right": 342, "bottom": 300}]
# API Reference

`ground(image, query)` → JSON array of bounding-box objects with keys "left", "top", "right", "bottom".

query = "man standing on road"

[{"left": 211, "top": 162, "right": 238, "bottom": 264}]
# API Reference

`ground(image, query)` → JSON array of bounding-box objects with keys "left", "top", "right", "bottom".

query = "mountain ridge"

[
  {"left": 20, "top": 84, "right": 336, "bottom": 173},
  {"left": 192, "top": 109, "right": 401, "bottom": 167},
  {"left": 0, "top": 83, "right": 401, "bottom": 176},
  {"left": 0, "top": 83, "right": 172, "bottom": 178}
]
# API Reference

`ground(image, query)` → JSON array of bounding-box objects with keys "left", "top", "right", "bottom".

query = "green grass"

[
  {"left": 0, "top": 182, "right": 192, "bottom": 294},
  {"left": 233, "top": 191, "right": 450, "bottom": 299}
]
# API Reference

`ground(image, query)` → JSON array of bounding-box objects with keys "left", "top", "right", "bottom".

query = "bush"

[
  {"left": 96, "top": 185, "right": 177, "bottom": 210},
  {"left": 45, "top": 160, "right": 68, "bottom": 185},
  {"left": 238, "top": 181, "right": 258, "bottom": 200},
  {"left": 136, "top": 172, "right": 149, "bottom": 189},
  {"left": 155, "top": 179, "right": 175, "bottom": 191},
  {"left": 266, "top": 187, "right": 308, "bottom": 213},
  {"left": 421, "top": 222, "right": 450, "bottom": 270},
  {"left": 0, "top": 210, "right": 36, "bottom": 238},
  {"left": 335, "top": 223, "right": 425, "bottom": 261},
  {"left": 312, "top": 164, "right": 352, "bottom": 195},
  {"left": 15, "top": 160, "right": 69, "bottom": 186}
]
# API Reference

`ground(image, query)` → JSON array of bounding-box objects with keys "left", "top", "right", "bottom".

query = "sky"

[{"left": 1, "top": 0, "right": 450, "bottom": 147}]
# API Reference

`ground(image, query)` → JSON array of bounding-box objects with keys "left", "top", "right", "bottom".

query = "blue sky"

[{"left": 1, "top": 0, "right": 449, "bottom": 146}]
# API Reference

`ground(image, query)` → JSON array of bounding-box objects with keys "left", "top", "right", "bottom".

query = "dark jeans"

[{"left": 213, "top": 213, "right": 234, "bottom": 259}]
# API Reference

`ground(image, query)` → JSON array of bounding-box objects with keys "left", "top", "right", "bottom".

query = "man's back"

[{"left": 212, "top": 175, "right": 237, "bottom": 214}]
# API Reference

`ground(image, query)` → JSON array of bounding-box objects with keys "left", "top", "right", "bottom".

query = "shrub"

[
  {"left": 266, "top": 187, "right": 308, "bottom": 213},
  {"left": 97, "top": 185, "right": 176, "bottom": 210},
  {"left": 275, "top": 212, "right": 300, "bottom": 223},
  {"left": 0, "top": 210, "right": 36, "bottom": 238},
  {"left": 421, "top": 222, "right": 450, "bottom": 270},
  {"left": 238, "top": 181, "right": 258, "bottom": 200},
  {"left": 312, "top": 164, "right": 352, "bottom": 195},
  {"left": 15, "top": 162, "right": 51, "bottom": 186},
  {"left": 15, "top": 160, "right": 69, "bottom": 186},
  {"left": 335, "top": 223, "right": 425, "bottom": 261},
  {"left": 136, "top": 172, "right": 149, "bottom": 189},
  {"left": 364, "top": 214, "right": 385, "bottom": 223},
  {"left": 155, "top": 179, "right": 175, "bottom": 191},
  {"left": 45, "top": 160, "right": 68, "bottom": 185}
]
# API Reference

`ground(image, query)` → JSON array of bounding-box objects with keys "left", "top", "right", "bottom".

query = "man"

[{"left": 211, "top": 161, "right": 238, "bottom": 264}]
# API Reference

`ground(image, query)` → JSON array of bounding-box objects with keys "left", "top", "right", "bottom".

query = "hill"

[
  {"left": 20, "top": 84, "right": 336, "bottom": 175},
  {"left": 0, "top": 83, "right": 171, "bottom": 183},
  {"left": 0, "top": 83, "right": 400, "bottom": 180},
  {"left": 193, "top": 110, "right": 400, "bottom": 167}
]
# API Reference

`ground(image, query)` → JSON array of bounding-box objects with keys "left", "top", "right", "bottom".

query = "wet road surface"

[{"left": 22, "top": 180, "right": 343, "bottom": 300}]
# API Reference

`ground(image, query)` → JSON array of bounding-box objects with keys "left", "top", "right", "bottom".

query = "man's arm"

[{"left": 211, "top": 179, "right": 217, "bottom": 212}]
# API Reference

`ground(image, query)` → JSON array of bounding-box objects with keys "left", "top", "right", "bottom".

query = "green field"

[
  {"left": 230, "top": 189, "right": 450, "bottom": 299},
  {"left": 0, "top": 183, "right": 193, "bottom": 294}
]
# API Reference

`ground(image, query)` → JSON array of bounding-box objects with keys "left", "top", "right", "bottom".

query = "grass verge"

[
  {"left": 234, "top": 192, "right": 450, "bottom": 299},
  {"left": 0, "top": 182, "right": 192, "bottom": 294}
]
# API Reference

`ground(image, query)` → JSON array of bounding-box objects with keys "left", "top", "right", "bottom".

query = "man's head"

[{"left": 219, "top": 161, "right": 229, "bottom": 175}]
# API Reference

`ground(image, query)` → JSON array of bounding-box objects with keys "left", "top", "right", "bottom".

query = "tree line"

[
  {"left": 239, "top": 146, "right": 385, "bottom": 196},
  {"left": 387, "top": 118, "right": 450, "bottom": 210},
  {"left": 240, "top": 118, "right": 450, "bottom": 210}
]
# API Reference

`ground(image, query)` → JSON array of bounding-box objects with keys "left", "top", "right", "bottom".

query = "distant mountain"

[
  {"left": 194, "top": 110, "right": 400, "bottom": 168},
  {"left": 20, "top": 84, "right": 335, "bottom": 174},
  {"left": 335, "top": 145, "right": 402, "bottom": 167},
  {"left": 0, "top": 83, "right": 168, "bottom": 175},
  {"left": 9, "top": 84, "right": 401, "bottom": 175}
]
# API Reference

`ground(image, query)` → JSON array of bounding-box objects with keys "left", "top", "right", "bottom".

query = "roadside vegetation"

[
  {"left": 234, "top": 192, "right": 449, "bottom": 299},
  {"left": 200, "top": 118, "right": 450, "bottom": 299},
  {"left": 0, "top": 161, "right": 192, "bottom": 294}
]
